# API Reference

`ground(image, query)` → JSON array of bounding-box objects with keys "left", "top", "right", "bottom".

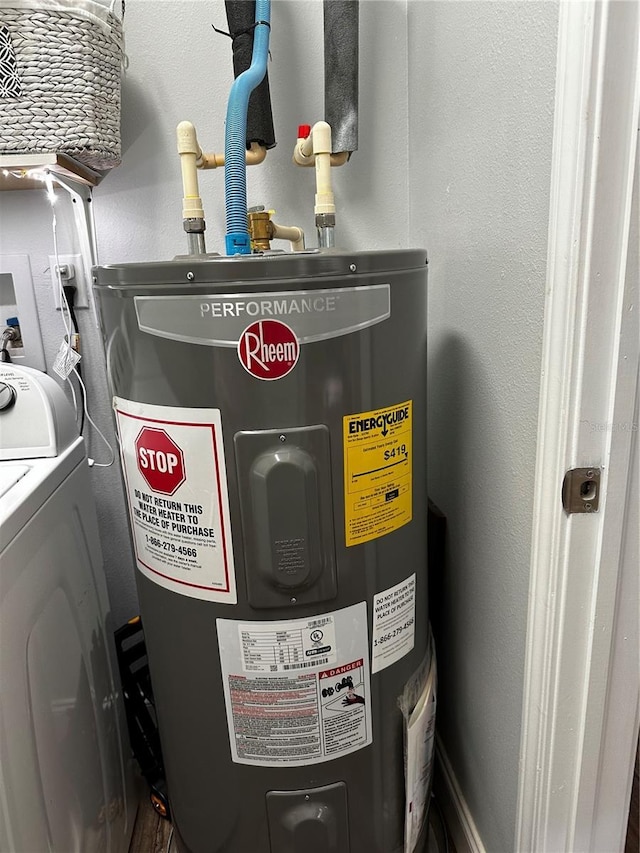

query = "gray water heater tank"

[{"left": 94, "top": 249, "right": 433, "bottom": 853}]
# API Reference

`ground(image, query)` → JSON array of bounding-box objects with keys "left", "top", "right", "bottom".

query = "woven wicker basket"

[{"left": 0, "top": 5, "right": 123, "bottom": 169}]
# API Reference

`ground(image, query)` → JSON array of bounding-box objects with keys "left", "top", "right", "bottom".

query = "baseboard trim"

[{"left": 433, "top": 738, "right": 486, "bottom": 853}]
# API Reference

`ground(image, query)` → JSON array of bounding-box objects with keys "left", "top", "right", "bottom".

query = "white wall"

[
  {"left": 408, "top": 2, "right": 558, "bottom": 850},
  {"left": 94, "top": 0, "right": 410, "bottom": 261},
  {"left": 0, "top": 0, "right": 411, "bottom": 625},
  {"left": 0, "top": 192, "right": 140, "bottom": 628},
  {"left": 0, "top": 0, "right": 560, "bottom": 846}
]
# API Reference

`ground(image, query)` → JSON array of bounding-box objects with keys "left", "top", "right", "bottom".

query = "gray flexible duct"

[{"left": 324, "top": 0, "right": 359, "bottom": 154}]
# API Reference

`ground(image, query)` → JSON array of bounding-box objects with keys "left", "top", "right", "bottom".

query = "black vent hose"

[{"left": 225, "top": 0, "right": 276, "bottom": 149}]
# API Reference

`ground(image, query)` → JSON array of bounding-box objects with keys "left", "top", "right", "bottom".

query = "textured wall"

[
  {"left": 0, "top": 192, "right": 140, "bottom": 628},
  {"left": 0, "top": 1, "right": 560, "bottom": 846},
  {"left": 94, "top": 0, "right": 410, "bottom": 262},
  {"left": 407, "top": 2, "right": 558, "bottom": 850},
  {"left": 0, "top": 0, "right": 410, "bottom": 627}
]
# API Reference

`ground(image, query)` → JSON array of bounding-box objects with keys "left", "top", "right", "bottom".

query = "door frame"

[{"left": 516, "top": 2, "right": 640, "bottom": 851}]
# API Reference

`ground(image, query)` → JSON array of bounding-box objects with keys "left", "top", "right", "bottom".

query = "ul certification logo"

[{"left": 237, "top": 319, "right": 300, "bottom": 381}]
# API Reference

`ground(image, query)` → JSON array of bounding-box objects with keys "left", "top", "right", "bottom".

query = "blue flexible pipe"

[{"left": 224, "top": 0, "right": 271, "bottom": 255}]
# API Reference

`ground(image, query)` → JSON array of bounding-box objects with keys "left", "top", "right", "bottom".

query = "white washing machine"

[{"left": 0, "top": 365, "right": 136, "bottom": 853}]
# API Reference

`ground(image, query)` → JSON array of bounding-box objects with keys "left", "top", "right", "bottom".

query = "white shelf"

[{"left": 0, "top": 153, "right": 103, "bottom": 191}]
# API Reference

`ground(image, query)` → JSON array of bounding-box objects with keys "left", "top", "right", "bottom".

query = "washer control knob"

[{"left": 0, "top": 382, "right": 17, "bottom": 412}]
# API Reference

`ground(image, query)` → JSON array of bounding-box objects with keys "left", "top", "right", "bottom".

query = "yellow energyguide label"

[{"left": 343, "top": 400, "right": 412, "bottom": 547}]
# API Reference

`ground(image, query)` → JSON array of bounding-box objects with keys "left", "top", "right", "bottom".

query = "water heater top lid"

[{"left": 93, "top": 248, "right": 428, "bottom": 290}]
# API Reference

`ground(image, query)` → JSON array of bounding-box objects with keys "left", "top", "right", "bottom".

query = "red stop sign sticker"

[
  {"left": 237, "top": 319, "right": 300, "bottom": 381},
  {"left": 135, "top": 427, "right": 186, "bottom": 495}
]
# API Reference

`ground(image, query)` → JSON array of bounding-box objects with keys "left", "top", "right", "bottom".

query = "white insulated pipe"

[
  {"left": 176, "top": 121, "right": 268, "bottom": 253},
  {"left": 271, "top": 222, "right": 305, "bottom": 252},
  {"left": 293, "top": 121, "right": 336, "bottom": 218},
  {"left": 200, "top": 142, "right": 267, "bottom": 170},
  {"left": 176, "top": 121, "right": 204, "bottom": 221}
]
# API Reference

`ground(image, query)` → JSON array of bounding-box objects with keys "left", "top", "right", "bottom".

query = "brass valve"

[{"left": 247, "top": 207, "right": 274, "bottom": 252}]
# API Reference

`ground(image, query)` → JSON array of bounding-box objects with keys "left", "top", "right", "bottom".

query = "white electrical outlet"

[{"left": 49, "top": 254, "right": 89, "bottom": 309}]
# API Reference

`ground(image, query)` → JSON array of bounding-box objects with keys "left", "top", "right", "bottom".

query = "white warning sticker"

[
  {"left": 371, "top": 574, "right": 416, "bottom": 674},
  {"left": 238, "top": 614, "right": 337, "bottom": 673},
  {"left": 217, "top": 603, "right": 371, "bottom": 766},
  {"left": 114, "top": 398, "right": 236, "bottom": 603}
]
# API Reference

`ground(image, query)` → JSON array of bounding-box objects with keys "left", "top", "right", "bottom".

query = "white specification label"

[
  {"left": 239, "top": 614, "right": 337, "bottom": 673},
  {"left": 114, "top": 398, "right": 236, "bottom": 603},
  {"left": 371, "top": 574, "right": 416, "bottom": 673},
  {"left": 218, "top": 603, "right": 371, "bottom": 766}
]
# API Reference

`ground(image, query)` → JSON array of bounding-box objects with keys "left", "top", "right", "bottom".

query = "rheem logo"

[
  {"left": 237, "top": 319, "right": 299, "bottom": 381},
  {"left": 135, "top": 427, "right": 186, "bottom": 495}
]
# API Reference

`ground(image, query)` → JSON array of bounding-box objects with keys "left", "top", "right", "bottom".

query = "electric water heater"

[{"left": 95, "top": 248, "right": 434, "bottom": 853}]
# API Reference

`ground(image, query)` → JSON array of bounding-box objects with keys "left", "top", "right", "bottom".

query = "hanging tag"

[{"left": 53, "top": 341, "right": 81, "bottom": 379}]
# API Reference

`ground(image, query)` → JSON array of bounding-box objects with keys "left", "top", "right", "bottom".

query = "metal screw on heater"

[
  {"left": 279, "top": 434, "right": 286, "bottom": 442},
  {"left": 291, "top": 597, "right": 297, "bottom": 604},
  {"left": 349, "top": 264, "right": 357, "bottom": 272},
  {"left": 186, "top": 271, "right": 195, "bottom": 281}
]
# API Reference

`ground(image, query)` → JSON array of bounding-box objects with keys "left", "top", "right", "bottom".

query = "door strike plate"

[{"left": 562, "top": 467, "right": 601, "bottom": 514}]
